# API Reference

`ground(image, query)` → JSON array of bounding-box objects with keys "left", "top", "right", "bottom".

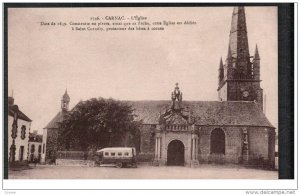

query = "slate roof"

[
  {"left": 45, "top": 100, "right": 274, "bottom": 130},
  {"left": 44, "top": 111, "right": 63, "bottom": 129},
  {"left": 126, "top": 100, "right": 274, "bottom": 128},
  {"left": 8, "top": 105, "right": 32, "bottom": 122}
]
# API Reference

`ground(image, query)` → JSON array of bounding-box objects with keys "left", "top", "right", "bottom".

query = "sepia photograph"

[{"left": 3, "top": 3, "right": 295, "bottom": 192}]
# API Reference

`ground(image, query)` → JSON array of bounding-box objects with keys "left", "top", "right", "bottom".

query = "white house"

[
  {"left": 8, "top": 96, "right": 32, "bottom": 164},
  {"left": 28, "top": 131, "right": 43, "bottom": 163}
]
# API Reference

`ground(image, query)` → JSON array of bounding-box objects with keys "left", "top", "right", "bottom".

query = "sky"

[{"left": 7, "top": 6, "right": 278, "bottom": 134}]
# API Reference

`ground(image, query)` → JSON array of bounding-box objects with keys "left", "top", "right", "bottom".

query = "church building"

[
  {"left": 42, "top": 6, "right": 275, "bottom": 168},
  {"left": 128, "top": 6, "right": 275, "bottom": 168},
  {"left": 41, "top": 90, "right": 70, "bottom": 164}
]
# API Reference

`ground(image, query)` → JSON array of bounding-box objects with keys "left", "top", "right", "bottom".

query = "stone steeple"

[
  {"left": 254, "top": 44, "right": 260, "bottom": 60},
  {"left": 253, "top": 44, "right": 261, "bottom": 81},
  {"left": 228, "top": 6, "right": 251, "bottom": 80},
  {"left": 217, "top": 6, "right": 263, "bottom": 110},
  {"left": 218, "top": 57, "right": 224, "bottom": 85},
  {"left": 61, "top": 89, "right": 70, "bottom": 111},
  {"left": 229, "top": 7, "right": 250, "bottom": 58}
]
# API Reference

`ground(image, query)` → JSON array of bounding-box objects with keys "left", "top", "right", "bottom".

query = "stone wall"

[
  {"left": 56, "top": 159, "right": 95, "bottom": 166},
  {"left": 218, "top": 82, "right": 228, "bottom": 101},
  {"left": 248, "top": 126, "right": 275, "bottom": 168},
  {"left": 197, "top": 125, "right": 275, "bottom": 167},
  {"left": 42, "top": 123, "right": 275, "bottom": 168},
  {"left": 197, "top": 125, "right": 242, "bottom": 164},
  {"left": 139, "top": 124, "right": 155, "bottom": 158},
  {"left": 41, "top": 128, "right": 47, "bottom": 163},
  {"left": 45, "top": 128, "right": 59, "bottom": 164},
  {"left": 268, "top": 128, "right": 276, "bottom": 168},
  {"left": 227, "top": 81, "right": 263, "bottom": 108},
  {"left": 223, "top": 126, "right": 243, "bottom": 163}
]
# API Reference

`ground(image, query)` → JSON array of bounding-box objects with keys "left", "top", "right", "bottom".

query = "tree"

[{"left": 58, "top": 98, "right": 141, "bottom": 152}]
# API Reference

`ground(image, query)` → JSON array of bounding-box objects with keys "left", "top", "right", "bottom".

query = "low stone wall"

[
  {"left": 56, "top": 159, "right": 95, "bottom": 167},
  {"left": 57, "top": 151, "right": 96, "bottom": 160},
  {"left": 137, "top": 153, "right": 154, "bottom": 162}
]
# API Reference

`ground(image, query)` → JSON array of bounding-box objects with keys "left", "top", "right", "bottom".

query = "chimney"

[{"left": 8, "top": 96, "right": 14, "bottom": 106}]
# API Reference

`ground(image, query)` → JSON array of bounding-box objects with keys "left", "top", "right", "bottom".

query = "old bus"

[{"left": 96, "top": 147, "right": 137, "bottom": 168}]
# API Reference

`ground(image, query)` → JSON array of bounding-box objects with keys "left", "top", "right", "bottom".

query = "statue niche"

[
  {"left": 159, "top": 83, "right": 195, "bottom": 132},
  {"left": 171, "top": 83, "right": 182, "bottom": 111}
]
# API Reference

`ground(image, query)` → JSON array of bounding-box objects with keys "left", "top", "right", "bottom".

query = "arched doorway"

[
  {"left": 167, "top": 140, "right": 184, "bottom": 166},
  {"left": 210, "top": 128, "right": 225, "bottom": 154}
]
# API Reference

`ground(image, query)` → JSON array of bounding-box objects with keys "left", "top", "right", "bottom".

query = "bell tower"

[
  {"left": 217, "top": 6, "right": 263, "bottom": 110},
  {"left": 61, "top": 89, "right": 70, "bottom": 112}
]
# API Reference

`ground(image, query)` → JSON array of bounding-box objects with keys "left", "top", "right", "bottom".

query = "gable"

[{"left": 165, "top": 112, "right": 188, "bottom": 125}]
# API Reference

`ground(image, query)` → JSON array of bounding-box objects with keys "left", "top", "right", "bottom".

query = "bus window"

[
  {"left": 118, "top": 152, "right": 122, "bottom": 156},
  {"left": 111, "top": 152, "right": 115, "bottom": 156},
  {"left": 104, "top": 152, "right": 109, "bottom": 156},
  {"left": 125, "top": 152, "right": 129, "bottom": 156}
]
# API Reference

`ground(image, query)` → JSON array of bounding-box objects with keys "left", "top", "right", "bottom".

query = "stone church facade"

[
  {"left": 127, "top": 94, "right": 275, "bottom": 168},
  {"left": 42, "top": 6, "right": 275, "bottom": 168},
  {"left": 127, "top": 6, "right": 275, "bottom": 168}
]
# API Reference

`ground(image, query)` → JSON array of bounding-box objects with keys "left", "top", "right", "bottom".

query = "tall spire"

[
  {"left": 228, "top": 6, "right": 251, "bottom": 79},
  {"left": 218, "top": 57, "right": 224, "bottom": 84},
  {"left": 227, "top": 45, "right": 232, "bottom": 60},
  {"left": 62, "top": 89, "right": 70, "bottom": 102},
  {"left": 219, "top": 57, "right": 224, "bottom": 70},
  {"left": 229, "top": 6, "right": 250, "bottom": 58},
  {"left": 253, "top": 44, "right": 261, "bottom": 81},
  {"left": 254, "top": 44, "right": 260, "bottom": 60},
  {"left": 218, "top": 6, "right": 263, "bottom": 109}
]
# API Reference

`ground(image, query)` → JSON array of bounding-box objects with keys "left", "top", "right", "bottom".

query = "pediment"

[{"left": 165, "top": 112, "right": 188, "bottom": 125}]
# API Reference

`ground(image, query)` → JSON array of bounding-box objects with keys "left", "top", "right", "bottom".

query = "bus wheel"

[{"left": 116, "top": 162, "right": 122, "bottom": 168}]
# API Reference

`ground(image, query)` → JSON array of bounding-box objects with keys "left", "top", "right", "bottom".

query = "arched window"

[{"left": 210, "top": 128, "right": 225, "bottom": 154}]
